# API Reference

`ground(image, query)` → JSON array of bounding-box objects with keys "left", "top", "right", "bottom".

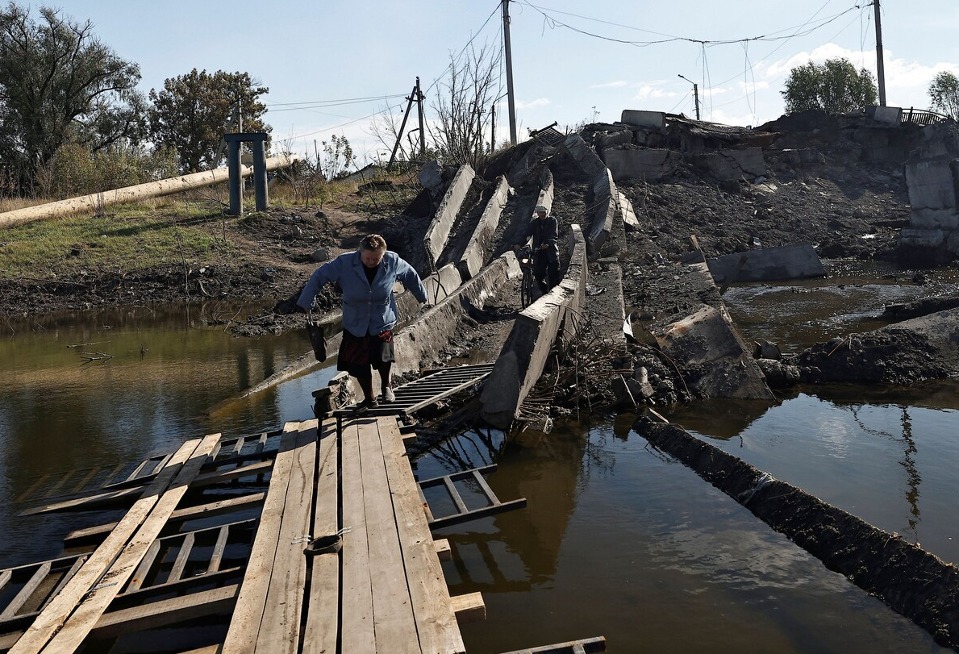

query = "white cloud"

[
  {"left": 590, "top": 80, "right": 629, "bottom": 89},
  {"left": 517, "top": 97, "right": 551, "bottom": 110}
]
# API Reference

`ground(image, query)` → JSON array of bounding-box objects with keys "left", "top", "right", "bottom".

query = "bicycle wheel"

[{"left": 520, "top": 266, "right": 534, "bottom": 308}]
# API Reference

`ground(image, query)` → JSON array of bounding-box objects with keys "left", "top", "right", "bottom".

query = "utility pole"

[
  {"left": 678, "top": 74, "right": 700, "bottom": 120},
  {"left": 502, "top": 0, "right": 517, "bottom": 145},
  {"left": 874, "top": 0, "right": 886, "bottom": 106},
  {"left": 415, "top": 76, "right": 426, "bottom": 156},
  {"left": 389, "top": 79, "right": 419, "bottom": 166},
  {"left": 491, "top": 103, "right": 496, "bottom": 152}
]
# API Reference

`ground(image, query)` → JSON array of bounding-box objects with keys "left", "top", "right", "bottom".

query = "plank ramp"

[{"left": 9, "top": 433, "right": 221, "bottom": 654}]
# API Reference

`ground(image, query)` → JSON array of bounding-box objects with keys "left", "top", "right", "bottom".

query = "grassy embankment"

[{"left": 0, "top": 173, "right": 419, "bottom": 282}]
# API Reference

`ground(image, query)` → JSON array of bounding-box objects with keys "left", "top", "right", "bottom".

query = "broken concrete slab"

[
  {"left": 621, "top": 110, "right": 665, "bottom": 130},
  {"left": 651, "top": 303, "right": 775, "bottom": 400},
  {"left": 418, "top": 160, "right": 445, "bottom": 194},
  {"left": 602, "top": 147, "right": 675, "bottom": 182},
  {"left": 585, "top": 262, "right": 627, "bottom": 348},
  {"left": 425, "top": 163, "right": 474, "bottom": 267},
  {"left": 563, "top": 133, "right": 607, "bottom": 178},
  {"left": 393, "top": 251, "right": 520, "bottom": 377},
  {"left": 480, "top": 225, "right": 588, "bottom": 427},
  {"left": 697, "top": 148, "right": 766, "bottom": 182},
  {"left": 867, "top": 105, "right": 902, "bottom": 124},
  {"left": 586, "top": 169, "right": 616, "bottom": 259},
  {"left": 536, "top": 169, "right": 555, "bottom": 214},
  {"left": 616, "top": 190, "right": 640, "bottom": 232},
  {"left": 458, "top": 175, "right": 510, "bottom": 280},
  {"left": 706, "top": 244, "right": 826, "bottom": 285}
]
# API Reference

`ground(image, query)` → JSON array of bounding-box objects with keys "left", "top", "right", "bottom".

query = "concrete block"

[
  {"left": 699, "top": 148, "right": 766, "bottom": 181},
  {"left": 706, "top": 244, "right": 825, "bottom": 284},
  {"left": 603, "top": 147, "right": 674, "bottom": 182},
  {"left": 867, "top": 105, "right": 902, "bottom": 124},
  {"left": 909, "top": 208, "right": 959, "bottom": 230},
  {"left": 480, "top": 226, "right": 588, "bottom": 427},
  {"left": 778, "top": 148, "right": 825, "bottom": 165},
  {"left": 563, "top": 133, "right": 607, "bottom": 177},
  {"left": 621, "top": 110, "right": 665, "bottom": 130},
  {"left": 418, "top": 160, "right": 445, "bottom": 193},
  {"left": 587, "top": 169, "right": 615, "bottom": 259},
  {"left": 423, "top": 263, "right": 463, "bottom": 305},
  {"left": 597, "top": 129, "right": 634, "bottom": 150},
  {"left": 905, "top": 157, "right": 959, "bottom": 211},
  {"left": 652, "top": 304, "right": 774, "bottom": 400},
  {"left": 425, "top": 163, "right": 475, "bottom": 267},
  {"left": 616, "top": 189, "right": 641, "bottom": 232},
  {"left": 393, "top": 252, "right": 519, "bottom": 377},
  {"left": 459, "top": 175, "right": 510, "bottom": 279}
]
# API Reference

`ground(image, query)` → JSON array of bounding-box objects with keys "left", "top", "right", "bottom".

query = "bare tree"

[{"left": 430, "top": 44, "right": 498, "bottom": 168}]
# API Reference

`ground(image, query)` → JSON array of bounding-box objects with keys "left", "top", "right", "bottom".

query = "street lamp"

[{"left": 677, "top": 74, "right": 701, "bottom": 121}]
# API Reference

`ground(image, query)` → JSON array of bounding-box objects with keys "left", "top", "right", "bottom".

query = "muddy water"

[
  {"left": 0, "top": 267, "right": 956, "bottom": 652},
  {"left": 419, "top": 264, "right": 958, "bottom": 653},
  {"left": 0, "top": 304, "right": 334, "bottom": 565}
]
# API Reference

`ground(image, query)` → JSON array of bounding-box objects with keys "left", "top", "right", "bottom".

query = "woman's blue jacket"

[{"left": 296, "top": 250, "right": 427, "bottom": 337}]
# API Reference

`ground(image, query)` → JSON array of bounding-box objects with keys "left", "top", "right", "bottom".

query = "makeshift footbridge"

[{"left": 3, "top": 369, "right": 606, "bottom": 653}]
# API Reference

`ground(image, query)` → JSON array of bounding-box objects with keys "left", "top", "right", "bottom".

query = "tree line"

[
  {"left": 2, "top": 3, "right": 957, "bottom": 201},
  {"left": 0, "top": 4, "right": 269, "bottom": 198}
]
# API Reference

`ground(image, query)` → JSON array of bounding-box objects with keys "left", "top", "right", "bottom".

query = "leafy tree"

[
  {"left": 0, "top": 3, "right": 147, "bottom": 195},
  {"left": 928, "top": 71, "right": 959, "bottom": 121},
  {"left": 782, "top": 58, "right": 878, "bottom": 115},
  {"left": 149, "top": 69, "right": 270, "bottom": 173}
]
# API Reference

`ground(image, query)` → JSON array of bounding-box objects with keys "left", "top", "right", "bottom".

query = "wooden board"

[
  {"left": 379, "top": 417, "right": 465, "bottom": 654},
  {"left": 301, "top": 419, "right": 340, "bottom": 653},
  {"left": 221, "top": 421, "right": 317, "bottom": 654},
  {"left": 10, "top": 434, "right": 220, "bottom": 654},
  {"left": 359, "top": 418, "right": 419, "bottom": 653}
]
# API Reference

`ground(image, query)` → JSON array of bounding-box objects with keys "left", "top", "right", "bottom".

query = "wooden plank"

[
  {"left": 14, "top": 433, "right": 221, "bottom": 654},
  {"left": 498, "top": 636, "right": 607, "bottom": 654},
  {"left": 442, "top": 477, "right": 469, "bottom": 515},
  {"left": 339, "top": 418, "right": 377, "bottom": 654},
  {"left": 208, "top": 525, "right": 230, "bottom": 574},
  {"left": 450, "top": 592, "right": 485, "bottom": 624},
  {"left": 434, "top": 539, "right": 452, "bottom": 561},
  {"left": 15, "top": 474, "right": 51, "bottom": 503},
  {"left": 379, "top": 417, "right": 465, "bottom": 654},
  {"left": 70, "top": 466, "right": 102, "bottom": 494},
  {"left": 8, "top": 437, "right": 204, "bottom": 654},
  {"left": 0, "top": 562, "right": 51, "bottom": 620},
  {"left": 221, "top": 421, "right": 315, "bottom": 654},
  {"left": 40, "top": 557, "right": 87, "bottom": 613},
  {"left": 63, "top": 492, "right": 266, "bottom": 545},
  {"left": 193, "top": 460, "right": 273, "bottom": 487},
  {"left": 19, "top": 485, "right": 142, "bottom": 516},
  {"left": 301, "top": 419, "right": 340, "bottom": 654},
  {"left": 126, "top": 541, "right": 161, "bottom": 592},
  {"left": 252, "top": 422, "right": 317, "bottom": 654},
  {"left": 168, "top": 532, "right": 195, "bottom": 584},
  {"left": 361, "top": 418, "right": 419, "bottom": 653},
  {"left": 0, "top": 569, "right": 12, "bottom": 594}
]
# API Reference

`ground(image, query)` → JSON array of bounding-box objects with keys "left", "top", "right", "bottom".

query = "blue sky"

[{"left": 53, "top": 1, "right": 959, "bottom": 163}]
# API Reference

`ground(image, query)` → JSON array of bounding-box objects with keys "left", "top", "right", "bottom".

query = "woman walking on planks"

[{"left": 297, "top": 234, "right": 429, "bottom": 412}]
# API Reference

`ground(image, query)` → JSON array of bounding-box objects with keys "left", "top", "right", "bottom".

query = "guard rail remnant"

[
  {"left": 480, "top": 225, "right": 588, "bottom": 428},
  {"left": 425, "top": 163, "right": 475, "bottom": 268}
]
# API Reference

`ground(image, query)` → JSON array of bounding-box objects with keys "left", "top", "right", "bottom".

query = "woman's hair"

[{"left": 360, "top": 234, "right": 387, "bottom": 252}]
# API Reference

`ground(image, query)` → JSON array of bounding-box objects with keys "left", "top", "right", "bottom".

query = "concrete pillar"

[
  {"left": 227, "top": 139, "right": 242, "bottom": 216},
  {"left": 252, "top": 138, "right": 269, "bottom": 211}
]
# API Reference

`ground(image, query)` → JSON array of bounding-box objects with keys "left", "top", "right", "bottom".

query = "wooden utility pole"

[
  {"left": 415, "top": 76, "right": 426, "bottom": 156},
  {"left": 874, "top": 0, "right": 886, "bottom": 106},
  {"left": 389, "top": 78, "right": 422, "bottom": 166},
  {"left": 502, "top": 0, "right": 517, "bottom": 145}
]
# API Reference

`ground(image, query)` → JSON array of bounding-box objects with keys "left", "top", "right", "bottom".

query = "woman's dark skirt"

[{"left": 337, "top": 329, "right": 394, "bottom": 378}]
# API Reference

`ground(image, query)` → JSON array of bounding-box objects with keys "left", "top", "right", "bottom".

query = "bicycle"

[{"left": 516, "top": 243, "right": 535, "bottom": 308}]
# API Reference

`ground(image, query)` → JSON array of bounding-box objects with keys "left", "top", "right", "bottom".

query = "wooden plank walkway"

[
  {"left": 224, "top": 415, "right": 472, "bottom": 654},
  {"left": 1, "top": 415, "right": 491, "bottom": 652}
]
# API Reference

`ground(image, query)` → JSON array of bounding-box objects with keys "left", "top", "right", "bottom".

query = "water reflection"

[
  {"left": 424, "top": 421, "right": 948, "bottom": 653},
  {"left": 0, "top": 304, "right": 323, "bottom": 565}
]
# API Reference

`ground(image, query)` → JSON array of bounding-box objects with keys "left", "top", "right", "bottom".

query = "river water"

[{"left": 0, "top": 267, "right": 957, "bottom": 651}]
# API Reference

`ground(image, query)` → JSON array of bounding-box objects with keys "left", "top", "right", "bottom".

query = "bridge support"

[{"left": 224, "top": 132, "right": 269, "bottom": 215}]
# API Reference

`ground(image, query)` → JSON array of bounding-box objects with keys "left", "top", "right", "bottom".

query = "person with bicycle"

[{"left": 526, "top": 204, "right": 560, "bottom": 294}]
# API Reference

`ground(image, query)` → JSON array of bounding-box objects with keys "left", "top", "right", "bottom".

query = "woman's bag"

[{"left": 306, "top": 311, "right": 328, "bottom": 362}]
